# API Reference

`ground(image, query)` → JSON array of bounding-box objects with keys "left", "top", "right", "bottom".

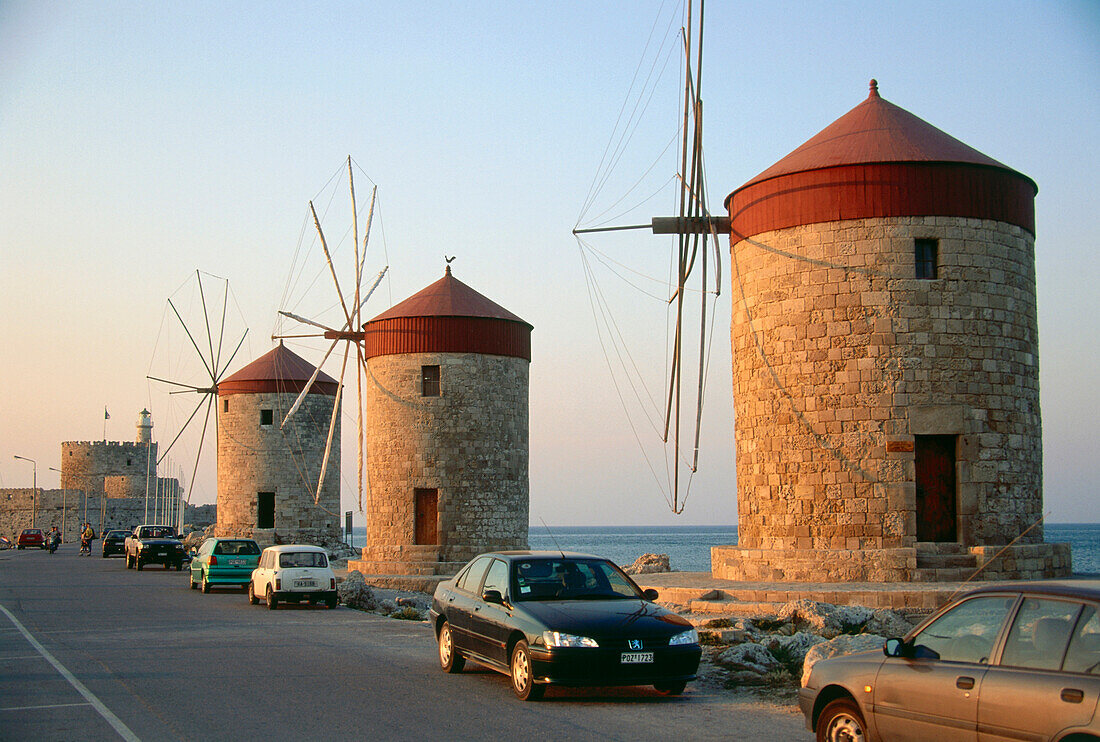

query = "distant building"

[
  {"left": 215, "top": 342, "right": 341, "bottom": 546},
  {"left": 713, "top": 81, "right": 1069, "bottom": 582}
]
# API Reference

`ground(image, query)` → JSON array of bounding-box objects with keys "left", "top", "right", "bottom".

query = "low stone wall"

[
  {"left": 970, "top": 542, "right": 1072, "bottom": 580},
  {"left": 712, "top": 545, "right": 916, "bottom": 582}
]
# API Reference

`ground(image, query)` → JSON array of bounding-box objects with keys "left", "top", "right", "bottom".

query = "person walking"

[{"left": 80, "top": 522, "right": 94, "bottom": 556}]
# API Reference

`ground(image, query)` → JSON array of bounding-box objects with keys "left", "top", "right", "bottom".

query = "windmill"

[
  {"left": 147, "top": 271, "right": 249, "bottom": 520},
  {"left": 572, "top": 1, "right": 724, "bottom": 514},
  {"left": 273, "top": 156, "right": 388, "bottom": 513}
]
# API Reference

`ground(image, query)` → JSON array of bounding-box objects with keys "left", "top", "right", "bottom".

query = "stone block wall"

[
  {"left": 1, "top": 487, "right": 205, "bottom": 544},
  {"left": 61, "top": 440, "right": 157, "bottom": 495},
  {"left": 216, "top": 390, "right": 340, "bottom": 546},
  {"left": 721, "top": 215, "right": 1051, "bottom": 582},
  {"left": 360, "top": 351, "right": 528, "bottom": 571}
]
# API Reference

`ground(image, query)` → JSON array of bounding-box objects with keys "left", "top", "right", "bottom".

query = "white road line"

[
  {"left": 1, "top": 702, "right": 94, "bottom": 712},
  {"left": 0, "top": 603, "right": 141, "bottom": 742}
]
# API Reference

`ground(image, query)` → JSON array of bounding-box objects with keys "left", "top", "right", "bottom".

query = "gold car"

[{"left": 801, "top": 581, "right": 1100, "bottom": 741}]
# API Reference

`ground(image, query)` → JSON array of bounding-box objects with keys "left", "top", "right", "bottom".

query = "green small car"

[{"left": 189, "top": 538, "right": 262, "bottom": 593}]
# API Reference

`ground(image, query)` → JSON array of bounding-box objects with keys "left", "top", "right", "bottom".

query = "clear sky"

[{"left": 1, "top": 1, "right": 1097, "bottom": 527}]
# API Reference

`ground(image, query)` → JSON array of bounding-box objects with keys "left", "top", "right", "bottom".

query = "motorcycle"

[{"left": 47, "top": 533, "right": 60, "bottom": 554}]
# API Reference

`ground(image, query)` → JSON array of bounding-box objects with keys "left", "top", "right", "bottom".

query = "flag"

[{"left": 104, "top": 407, "right": 110, "bottom": 420}]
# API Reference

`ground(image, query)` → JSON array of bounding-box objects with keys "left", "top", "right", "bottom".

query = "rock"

[
  {"left": 777, "top": 599, "right": 873, "bottom": 638},
  {"left": 716, "top": 642, "right": 783, "bottom": 686},
  {"left": 396, "top": 595, "right": 430, "bottom": 610},
  {"left": 766, "top": 631, "right": 828, "bottom": 669},
  {"left": 623, "top": 553, "right": 671, "bottom": 575},
  {"left": 338, "top": 570, "right": 378, "bottom": 611},
  {"left": 717, "top": 643, "right": 780, "bottom": 674},
  {"left": 801, "top": 634, "right": 886, "bottom": 686},
  {"left": 864, "top": 608, "right": 914, "bottom": 638},
  {"left": 325, "top": 541, "right": 358, "bottom": 560}
]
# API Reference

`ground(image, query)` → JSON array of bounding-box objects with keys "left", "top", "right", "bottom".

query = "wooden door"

[
  {"left": 415, "top": 488, "right": 438, "bottom": 545},
  {"left": 257, "top": 492, "right": 275, "bottom": 529},
  {"left": 915, "top": 435, "right": 957, "bottom": 542}
]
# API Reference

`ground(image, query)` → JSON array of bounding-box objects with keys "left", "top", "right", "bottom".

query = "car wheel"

[
  {"left": 189, "top": 572, "right": 198, "bottom": 590},
  {"left": 201, "top": 574, "right": 211, "bottom": 593},
  {"left": 654, "top": 680, "right": 687, "bottom": 696},
  {"left": 510, "top": 641, "right": 544, "bottom": 701},
  {"left": 816, "top": 698, "right": 867, "bottom": 742},
  {"left": 266, "top": 586, "right": 278, "bottom": 610},
  {"left": 326, "top": 595, "right": 337, "bottom": 609},
  {"left": 248, "top": 581, "right": 259, "bottom": 605},
  {"left": 175, "top": 562, "right": 183, "bottom": 571},
  {"left": 438, "top": 621, "right": 466, "bottom": 673}
]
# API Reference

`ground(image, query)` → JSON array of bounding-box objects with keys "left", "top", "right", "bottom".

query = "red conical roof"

[
  {"left": 218, "top": 342, "right": 338, "bottom": 396},
  {"left": 726, "top": 80, "right": 1036, "bottom": 237},
  {"left": 364, "top": 267, "right": 532, "bottom": 361},
  {"left": 369, "top": 266, "right": 530, "bottom": 326},
  {"left": 743, "top": 80, "right": 1021, "bottom": 186}
]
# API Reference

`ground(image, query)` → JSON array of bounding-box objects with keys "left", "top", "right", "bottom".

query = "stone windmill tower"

[
  {"left": 216, "top": 342, "right": 341, "bottom": 545},
  {"left": 349, "top": 266, "right": 532, "bottom": 576},
  {"left": 712, "top": 81, "right": 1069, "bottom": 582}
]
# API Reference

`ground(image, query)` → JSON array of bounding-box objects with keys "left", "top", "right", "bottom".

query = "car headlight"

[
  {"left": 543, "top": 631, "right": 599, "bottom": 648},
  {"left": 668, "top": 628, "right": 699, "bottom": 646}
]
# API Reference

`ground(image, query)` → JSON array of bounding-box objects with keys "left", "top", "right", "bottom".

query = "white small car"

[{"left": 248, "top": 544, "right": 338, "bottom": 610}]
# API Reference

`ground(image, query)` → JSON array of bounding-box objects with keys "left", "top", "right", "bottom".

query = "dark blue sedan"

[{"left": 430, "top": 551, "right": 701, "bottom": 700}]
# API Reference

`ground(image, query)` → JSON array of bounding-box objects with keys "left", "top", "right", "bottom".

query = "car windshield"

[
  {"left": 279, "top": 551, "right": 328, "bottom": 568},
  {"left": 213, "top": 540, "right": 260, "bottom": 556},
  {"left": 512, "top": 558, "right": 641, "bottom": 601},
  {"left": 138, "top": 527, "right": 176, "bottom": 539},
  {"left": 107, "top": 531, "right": 128, "bottom": 538},
  {"left": 22, "top": 529, "right": 41, "bottom": 535}
]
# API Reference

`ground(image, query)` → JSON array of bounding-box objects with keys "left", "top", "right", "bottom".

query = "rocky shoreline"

[{"left": 329, "top": 551, "right": 928, "bottom": 700}]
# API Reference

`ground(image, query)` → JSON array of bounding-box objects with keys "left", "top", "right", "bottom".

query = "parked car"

[
  {"left": 801, "top": 580, "right": 1100, "bottom": 742},
  {"left": 248, "top": 544, "right": 337, "bottom": 610},
  {"left": 430, "top": 551, "right": 702, "bottom": 701},
  {"left": 17, "top": 528, "right": 45, "bottom": 549},
  {"left": 101, "top": 529, "right": 129, "bottom": 558},
  {"left": 190, "top": 538, "right": 261, "bottom": 592}
]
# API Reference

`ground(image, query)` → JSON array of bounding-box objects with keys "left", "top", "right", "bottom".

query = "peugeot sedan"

[
  {"left": 801, "top": 580, "right": 1100, "bottom": 741},
  {"left": 430, "top": 551, "right": 701, "bottom": 701}
]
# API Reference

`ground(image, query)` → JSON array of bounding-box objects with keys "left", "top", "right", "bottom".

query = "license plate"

[
  {"left": 621, "top": 652, "right": 654, "bottom": 664},
  {"left": 294, "top": 579, "right": 316, "bottom": 588},
  {"left": 228, "top": 558, "right": 246, "bottom": 566}
]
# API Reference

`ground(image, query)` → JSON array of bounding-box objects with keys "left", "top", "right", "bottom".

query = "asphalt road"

[{"left": 0, "top": 544, "right": 808, "bottom": 741}]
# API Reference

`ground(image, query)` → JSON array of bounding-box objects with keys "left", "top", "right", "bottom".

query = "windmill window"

[
  {"left": 915, "top": 239, "right": 938, "bottom": 279},
  {"left": 422, "top": 365, "right": 441, "bottom": 397},
  {"left": 260, "top": 409, "right": 273, "bottom": 426},
  {"left": 223, "top": 399, "right": 229, "bottom": 413},
  {"left": 127, "top": 458, "right": 132, "bottom": 467}
]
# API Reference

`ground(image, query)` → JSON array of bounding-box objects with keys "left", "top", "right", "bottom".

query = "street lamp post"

[
  {"left": 48, "top": 466, "right": 66, "bottom": 540},
  {"left": 13, "top": 455, "right": 37, "bottom": 529}
]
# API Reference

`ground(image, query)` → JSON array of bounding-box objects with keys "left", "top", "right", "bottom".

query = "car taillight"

[
  {"left": 330, "top": 578, "right": 336, "bottom": 590},
  {"left": 209, "top": 555, "right": 218, "bottom": 565},
  {"left": 275, "top": 578, "right": 281, "bottom": 590}
]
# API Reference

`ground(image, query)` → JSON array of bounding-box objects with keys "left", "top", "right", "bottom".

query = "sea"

[{"left": 350, "top": 523, "right": 1100, "bottom": 576}]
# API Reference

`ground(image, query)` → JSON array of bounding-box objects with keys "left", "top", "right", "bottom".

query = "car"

[
  {"left": 101, "top": 529, "right": 129, "bottom": 558},
  {"left": 189, "top": 538, "right": 261, "bottom": 592},
  {"left": 17, "top": 528, "right": 45, "bottom": 549},
  {"left": 248, "top": 544, "right": 337, "bottom": 610},
  {"left": 800, "top": 580, "right": 1100, "bottom": 742},
  {"left": 429, "top": 551, "right": 702, "bottom": 701},
  {"left": 124, "top": 524, "right": 186, "bottom": 570}
]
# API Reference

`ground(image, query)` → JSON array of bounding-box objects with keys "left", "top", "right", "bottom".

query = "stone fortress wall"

[
  {"left": 715, "top": 215, "right": 1068, "bottom": 582},
  {"left": 216, "top": 390, "right": 341, "bottom": 546},
  {"left": 1, "top": 487, "right": 211, "bottom": 544},
  {"left": 355, "top": 351, "right": 529, "bottom": 575},
  {"left": 60, "top": 440, "right": 158, "bottom": 497}
]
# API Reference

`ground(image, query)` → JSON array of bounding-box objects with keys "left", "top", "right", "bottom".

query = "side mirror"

[
  {"left": 883, "top": 638, "right": 904, "bottom": 657},
  {"left": 482, "top": 589, "right": 504, "bottom": 605},
  {"left": 642, "top": 588, "right": 659, "bottom": 601}
]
